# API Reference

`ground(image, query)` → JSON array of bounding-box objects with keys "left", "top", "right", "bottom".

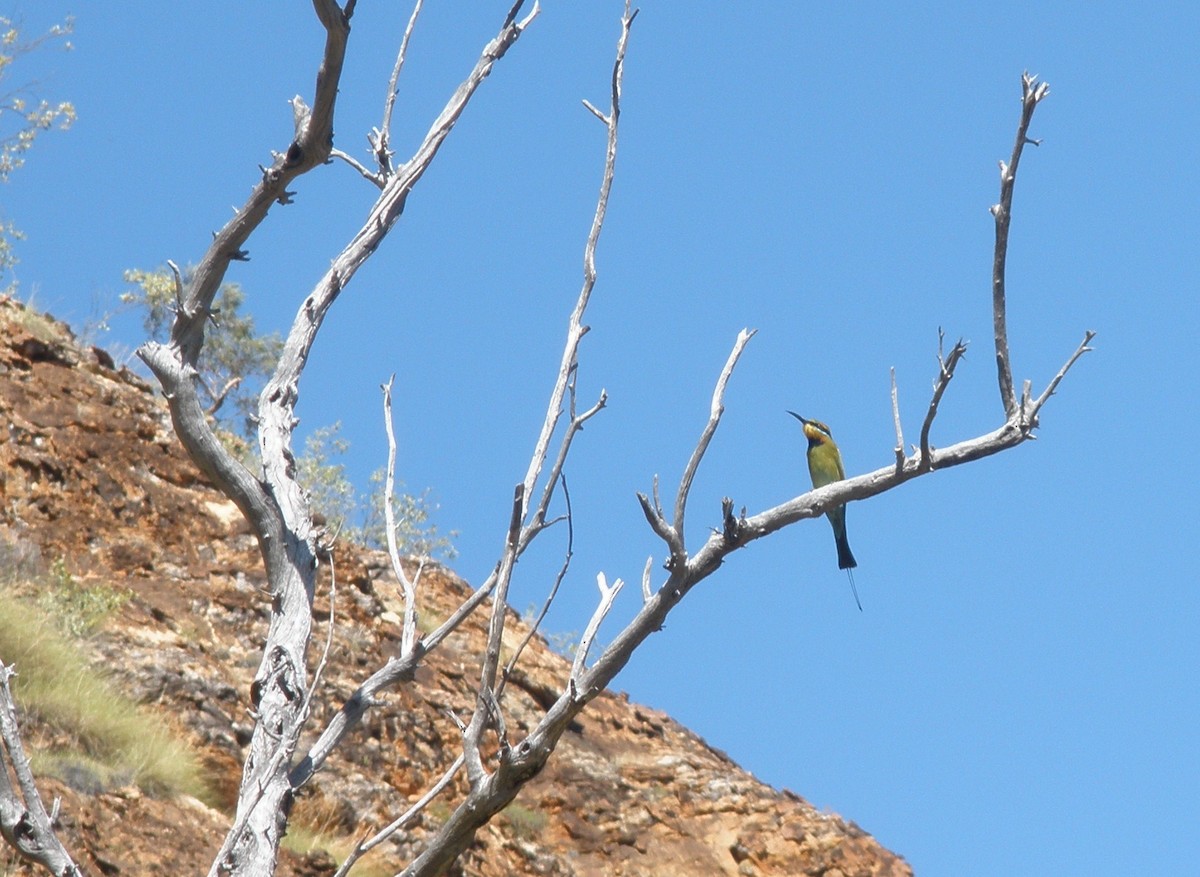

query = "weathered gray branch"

[
  {"left": 330, "top": 146, "right": 383, "bottom": 187},
  {"left": 145, "top": 3, "right": 540, "bottom": 874},
  {"left": 527, "top": 371, "right": 607, "bottom": 542},
  {"left": 991, "top": 71, "right": 1050, "bottom": 418},
  {"left": 512, "top": 0, "right": 622, "bottom": 555},
  {"left": 672, "top": 328, "right": 756, "bottom": 551},
  {"left": 392, "top": 9, "right": 637, "bottom": 876},
  {"left": 463, "top": 485, "right": 524, "bottom": 785},
  {"left": 395, "top": 59, "right": 1089, "bottom": 877},
  {"left": 371, "top": 0, "right": 426, "bottom": 176},
  {"left": 180, "top": 1, "right": 351, "bottom": 369},
  {"left": 890, "top": 367, "right": 905, "bottom": 471},
  {"left": 1027, "top": 330, "right": 1095, "bottom": 424},
  {"left": 501, "top": 474, "right": 575, "bottom": 699},
  {"left": 0, "top": 665, "right": 81, "bottom": 877},
  {"left": 918, "top": 330, "right": 968, "bottom": 471},
  {"left": 332, "top": 755, "right": 464, "bottom": 877},
  {"left": 571, "top": 573, "right": 623, "bottom": 684}
]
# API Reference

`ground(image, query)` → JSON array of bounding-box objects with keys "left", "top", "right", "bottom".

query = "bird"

[{"left": 788, "top": 411, "right": 861, "bottom": 610}]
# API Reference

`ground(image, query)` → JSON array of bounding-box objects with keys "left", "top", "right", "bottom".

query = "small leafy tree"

[
  {"left": 0, "top": 15, "right": 75, "bottom": 292},
  {"left": 297, "top": 422, "right": 458, "bottom": 561},
  {"left": 296, "top": 422, "right": 357, "bottom": 533},
  {"left": 353, "top": 472, "right": 458, "bottom": 561}
]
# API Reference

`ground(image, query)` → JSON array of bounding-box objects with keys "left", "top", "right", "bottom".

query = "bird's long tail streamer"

[{"left": 846, "top": 569, "right": 862, "bottom": 612}]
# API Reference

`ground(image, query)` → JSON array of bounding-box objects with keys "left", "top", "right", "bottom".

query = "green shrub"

[
  {"left": 501, "top": 801, "right": 548, "bottom": 840},
  {"left": 36, "top": 558, "right": 130, "bottom": 638}
]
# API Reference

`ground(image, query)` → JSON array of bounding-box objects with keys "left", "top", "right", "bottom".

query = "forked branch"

[
  {"left": 389, "top": 9, "right": 638, "bottom": 876},
  {"left": 918, "top": 330, "right": 968, "bottom": 471},
  {"left": 1026, "top": 330, "right": 1096, "bottom": 426},
  {"left": 991, "top": 71, "right": 1051, "bottom": 419},
  {"left": 370, "top": 0, "right": 426, "bottom": 176},
  {"left": 513, "top": 0, "right": 628, "bottom": 552}
]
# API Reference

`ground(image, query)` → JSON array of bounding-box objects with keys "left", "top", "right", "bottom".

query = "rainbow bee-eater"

[{"left": 788, "top": 411, "right": 861, "bottom": 610}]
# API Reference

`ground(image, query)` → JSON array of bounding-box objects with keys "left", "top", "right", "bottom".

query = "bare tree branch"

[
  {"left": 370, "top": 0, "right": 426, "bottom": 176},
  {"left": 330, "top": 146, "right": 384, "bottom": 188},
  {"left": 168, "top": 0, "right": 352, "bottom": 370},
  {"left": 381, "top": 375, "right": 420, "bottom": 657},
  {"left": 1027, "top": 330, "right": 1095, "bottom": 425},
  {"left": 991, "top": 71, "right": 1050, "bottom": 418},
  {"left": 513, "top": 0, "right": 623, "bottom": 551},
  {"left": 204, "top": 375, "right": 243, "bottom": 417},
  {"left": 918, "top": 329, "right": 968, "bottom": 471},
  {"left": 527, "top": 363, "right": 606, "bottom": 542},
  {"left": 501, "top": 474, "right": 575, "bottom": 699},
  {"left": 333, "top": 755, "right": 464, "bottom": 877},
  {"left": 0, "top": 665, "right": 81, "bottom": 877},
  {"left": 139, "top": 1, "right": 356, "bottom": 555},
  {"left": 571, "top": 573, "right": 623, "bottom": 684},
  {"left": 636, "top": 489, "right": 678, "bottom": 556},
  {"left": 463, "top": 485, "right": 524, "bottom": 785},
  {"left": 672, "top": 328, "right": 756, "bottom": 549},
  {"left": 890, "top": 366, "right": 905, "bottom": 471}
]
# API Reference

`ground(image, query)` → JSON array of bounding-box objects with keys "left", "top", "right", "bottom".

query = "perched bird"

[{"left": 788, "top": 411, "right": 861, "bottom": 610}]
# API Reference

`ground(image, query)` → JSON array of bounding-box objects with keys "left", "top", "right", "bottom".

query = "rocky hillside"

[{"left": 0, "top": 296, "right": 912, "bottom": 876}]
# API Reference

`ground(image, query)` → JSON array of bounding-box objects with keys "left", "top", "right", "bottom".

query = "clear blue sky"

[{"left": 7, "top": 3, "right": 1198, "bottom": 875}]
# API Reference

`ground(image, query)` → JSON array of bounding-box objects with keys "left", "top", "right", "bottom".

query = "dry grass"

[
  {"left": 281, "top": 824, "right": 395, "bottom": 877},
  {"left": 7, "top": 294, "right": 73, "bottom": 345},
  {"left": 0, "top": 595, "right": 207, "bottom": 799}
]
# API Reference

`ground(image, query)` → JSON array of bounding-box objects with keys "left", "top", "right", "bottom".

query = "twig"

[
  {"left": 526, "top": 363, "right": 606, "bottom": 547},
  {"left": 636, "top": 491, "right": 681, "bottom": 558},
  {"left": 297, "top": 548, "right": 337, "bottom": 731},
  {"left": 570, "top": 573, "right": 623, "bottom": 687},
  {"left": 330, "top": 147, "right": 384, "bottom": 188},
  {"left": 1026, "top": 330, "right": 1096, "bottom": 426},
  {"left": 333, "top": 756, "right": 465, "bottom": 877},
  {"left": 890, "top": 366, "right": 905, "bottom": 470},
  {"left": 205, "top": 375, "right": 243, "bottom": 417},
  {"left": 671, "top": 328, "right": 757, "bottom": 549},
  {"left": 514, "top": 0, "right": 619, "bottom": 543},
  {"left": 991, "top": 71, "right": 1050, "bottom": 419},
  {"left": 918, "top": 329, "right": 968, "bottom": 471},
  {"left": 166, "top": 258, "right": 186, "bottom": 316},
  {"left": 372, "top": 0, "right": 426, "bottom": 176},
  {"left": 381, "top": 375, "right": 420, "bottom": 657},
  {"left": 580, "top": 99, "right": 607, "bottom": 124},
  {"left": 501, "top": 473, "right": 575, "bottom": 700},
  {"left": 0, "top": 665, "right": 82, "bottom": 875},
  {"left": 640, "top": 555, "right": 653, "bottom": 602}
]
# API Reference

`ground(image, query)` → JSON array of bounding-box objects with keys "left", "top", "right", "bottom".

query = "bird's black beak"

[{"left": 787, "top": 410, "right": 807, "bottom": 425}]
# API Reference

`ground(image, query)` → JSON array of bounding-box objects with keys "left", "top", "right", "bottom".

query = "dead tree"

[{"left": 0, "top": 2, "right": 1090, "bottom": 875}]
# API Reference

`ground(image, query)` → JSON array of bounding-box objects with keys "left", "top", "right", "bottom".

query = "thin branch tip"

[{"left": 581, "top": 99, "right": 607, "bottom": 124}]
